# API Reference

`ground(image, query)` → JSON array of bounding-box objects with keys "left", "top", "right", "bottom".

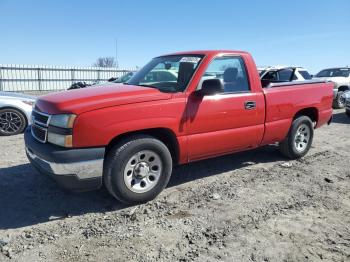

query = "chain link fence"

[{"left": 0, "top": 64, "right": 137, "bottom": 93}]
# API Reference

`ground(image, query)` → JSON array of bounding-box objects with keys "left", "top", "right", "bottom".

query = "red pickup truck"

[{"left": 25, "top": 50, "right": 333, "bottom": 204}]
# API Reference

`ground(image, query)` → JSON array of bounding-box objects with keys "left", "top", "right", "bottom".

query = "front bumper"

[{"left": 24, "top": 128, "right": 105, "bottom": 191}]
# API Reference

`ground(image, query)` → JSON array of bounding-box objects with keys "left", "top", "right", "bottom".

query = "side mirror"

[{"left": 196, "top": 79, "right": 224, "bottom": 96}]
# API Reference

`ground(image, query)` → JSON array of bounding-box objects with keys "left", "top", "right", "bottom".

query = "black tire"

[
  {"left": 333, "top": 91, "right": 345, "bottom": 109},
  {"left": 104, "top": 135, "right": 173, "bottom": 204},
  {"left": 279, "top": 116, "right": 314, "bottom": 159},
  {"left": 0, "top": 108, "right": 27, "bottom": 136}
]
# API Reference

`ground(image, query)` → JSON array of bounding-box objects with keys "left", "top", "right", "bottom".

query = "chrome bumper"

[
  {"left": 26, "top": 147, "right": 103, "bottom": 180},
  {"left": 24, "top": 127, "right": 105, "bottom": 191}
]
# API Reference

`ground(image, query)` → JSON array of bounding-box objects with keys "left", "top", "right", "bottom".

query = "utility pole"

[{"left": 115, "top": 39, "right": 119, "bottom": 68}]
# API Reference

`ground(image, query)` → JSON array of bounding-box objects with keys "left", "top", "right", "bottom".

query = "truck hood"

[{"left": 35, "top": 83, "right": 172, "bottom": 114}]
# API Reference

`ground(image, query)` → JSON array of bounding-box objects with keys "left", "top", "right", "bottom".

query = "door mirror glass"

[{"left": 197, "top": 79, "right": 224, "bottom": 96}]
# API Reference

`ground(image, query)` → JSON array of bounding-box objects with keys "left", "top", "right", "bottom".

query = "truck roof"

[
  {"left": 259, "top": 66, "right": 306, "bottom": 70},
  {"left": 160, "top": 50, "right": 250, "bottom": 57}
]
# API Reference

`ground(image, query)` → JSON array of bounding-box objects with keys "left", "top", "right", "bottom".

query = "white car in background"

[
  {"left": 259, "top": 66, "right": 312, "bottom": 82},
  {"left": 313, "top": 67, "right": 350, "bottom": 109},
  {"left": 0, "top": 92, "right": 36, "bottom": 136}
]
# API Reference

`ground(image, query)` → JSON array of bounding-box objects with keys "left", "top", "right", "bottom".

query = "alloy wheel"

[{"left": 0, "top": 111, "right": 23, "bottom": 135}]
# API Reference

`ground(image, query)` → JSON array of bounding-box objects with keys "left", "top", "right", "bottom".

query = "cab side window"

[
  {"left": 201, "top": 56, "right": 250, "bottom": 93},
  {"left": 262, "top": 69, "right": 297, "bottom": 82},
  {"left": 278, "top": 69, "right": 296, "bottom": 81}
]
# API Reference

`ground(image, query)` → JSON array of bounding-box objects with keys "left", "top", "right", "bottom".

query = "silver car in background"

[{"left": 0, "top": 92, "right": 36, "bottom": 136}]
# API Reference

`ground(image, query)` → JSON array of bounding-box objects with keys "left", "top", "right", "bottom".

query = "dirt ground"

[{"left": 0, "top": 110, "right": 349, "bottom": 262}]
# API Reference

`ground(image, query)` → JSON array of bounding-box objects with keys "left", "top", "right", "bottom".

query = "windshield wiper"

[{"left": 135, "top": 84, "right": 157, "bottom": 89}]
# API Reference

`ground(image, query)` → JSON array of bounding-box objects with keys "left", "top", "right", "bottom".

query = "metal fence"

[{"left": 0, "top": 64, "right": 137, "bottom": 92}]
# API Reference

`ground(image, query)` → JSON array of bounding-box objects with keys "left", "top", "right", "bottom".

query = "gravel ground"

[{"left": 0, "top": 110, "right": 349, "bottom": 262}]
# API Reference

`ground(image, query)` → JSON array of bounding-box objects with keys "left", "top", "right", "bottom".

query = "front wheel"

[
  {"left": 104, "top": 135, "right": 173, "bottom": 204},
  {"left": 279, "top": 116, "right": 314, "bottom": 159}
]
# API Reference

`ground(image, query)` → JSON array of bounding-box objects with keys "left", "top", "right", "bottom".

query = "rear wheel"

[
  {"left": 104, "top": 135, "right": 173, "bottom": 204},
  {"left": 279, "top": 116, "right": 314, "bottom": 159},
  {"left": 333, "top": 91, "right": 345, "bottom": 109},
  {"left": 0, "top": 108, "right": 27, "bottom": 136}
]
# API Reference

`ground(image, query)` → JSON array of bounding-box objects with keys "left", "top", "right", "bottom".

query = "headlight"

[
  {"left": 47, "top": 132, "right": 73, "bottom": 147},
  {"left": 47, "top": 114, "right": 76, "bottom": 147},
  {"left": 22, "top": 100, "right": 35, "bottom": 106},
  {"left": 49, "top": 114, "right": 76, "bottom": 128}
]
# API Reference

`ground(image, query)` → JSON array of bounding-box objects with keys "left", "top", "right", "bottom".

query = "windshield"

[
  {"left": 113, "top": 72, "right": 135, "bottom": 83},
  {"left": 127, "top": 55, "right": 203, "bottom": 92},
  {"left": 316, "top": 68, "right": 350, "bottom": 78}
]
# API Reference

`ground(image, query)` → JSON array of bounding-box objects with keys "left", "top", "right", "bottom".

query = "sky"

[{"left": 0, "top": 0, "right": 349, "bottom": 73}]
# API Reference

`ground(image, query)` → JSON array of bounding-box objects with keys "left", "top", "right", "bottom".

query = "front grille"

[
  {"left": 32, "top": 110, "right": 50, "bottom": 127},
  {"left": 31, "top": 110, "right": 51, "bottom": 143},
  {"left": 31, "top": 124, "right": 47, "bottom": 143}
]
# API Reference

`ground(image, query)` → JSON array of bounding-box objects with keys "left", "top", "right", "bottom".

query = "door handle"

[{"left": 244, "top": 101, "right": 256, "bottom": 110}]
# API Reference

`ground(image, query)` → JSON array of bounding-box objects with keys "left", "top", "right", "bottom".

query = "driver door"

[{"left": 186, "top": 56, "right": 263, "bottom": 161}]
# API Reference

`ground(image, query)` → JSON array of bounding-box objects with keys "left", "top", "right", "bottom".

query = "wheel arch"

[
  {"left": 338, "top": 86, "right": 350, "bottom": 92},
  {"left": 105, "top": 127, "right": 180, "bottom": 165},
  {"left": 293, "top": 107, "right": 318, "bottom": 125}
]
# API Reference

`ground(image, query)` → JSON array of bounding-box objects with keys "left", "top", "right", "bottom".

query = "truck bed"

[{"left": 260, "top": 80, "right": 334, "bottom": 145}]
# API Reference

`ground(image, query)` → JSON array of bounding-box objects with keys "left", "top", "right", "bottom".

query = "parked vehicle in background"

[
  {"left": 68, "top": 81, "right": 91, "bottom": 90},
  {"left": 25, "top": 50, "right": 333, "bottom": 204},
  {"left": 260, "top": 66, "right": 312, "bottom": 83},
  {"left": 344, "top": 91, "right": 350, "bottom": 117},
  {"left": 314, "top": 67, "right": 350, "bottom": 109},
  {"left": 0, "top": 92, "right": 36, "bottom": 136}
]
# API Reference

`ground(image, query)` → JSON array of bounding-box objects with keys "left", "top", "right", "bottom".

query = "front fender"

[{"left": 72, "top": 99, "right": 186, "bottom": 148}]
